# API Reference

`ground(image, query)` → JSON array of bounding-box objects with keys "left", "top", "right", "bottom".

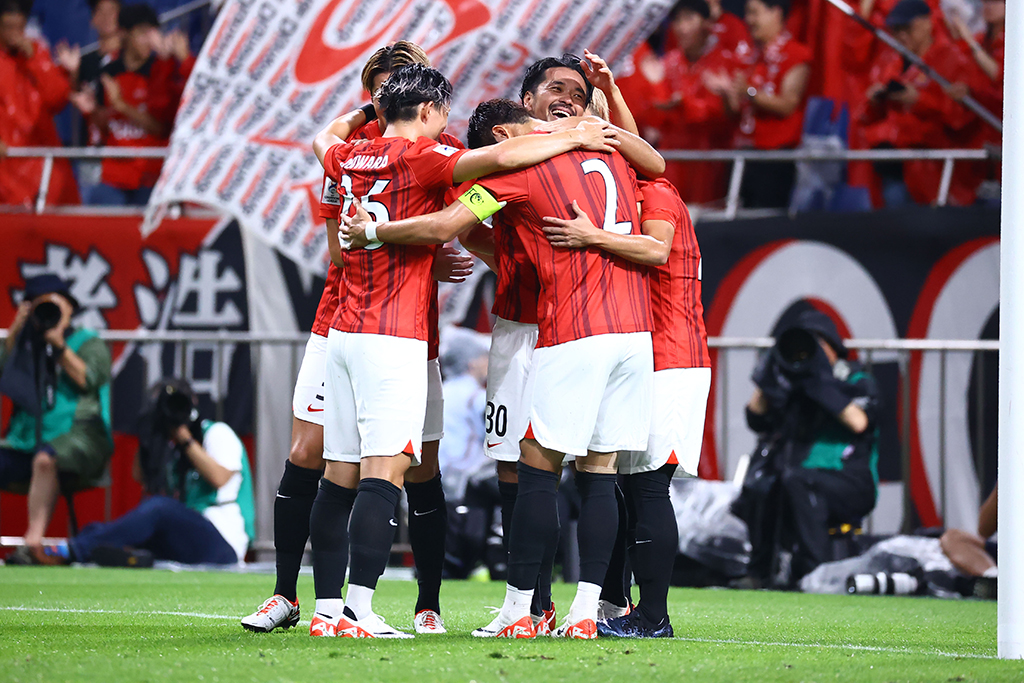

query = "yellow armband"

[{"left": 458, "top": 184, "right": 506, "bottom": 222}]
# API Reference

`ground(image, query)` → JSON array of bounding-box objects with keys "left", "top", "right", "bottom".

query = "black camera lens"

[
  {"left": 31, "top": 301, "right": 62, "bottom": 332},
  {"left": 159, "top": 386, "right": 194, "bottom": 427},
  {"left": 773, "top": 327, "right": 819, "bottom": 376}
]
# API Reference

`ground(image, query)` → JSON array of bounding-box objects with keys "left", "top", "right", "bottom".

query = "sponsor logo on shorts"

[
  {"left": 487, "top": 441, "right": 503, "bottom": 449},
  {"left": 307, "top": 404, "right": 324, "bottom": 413}
]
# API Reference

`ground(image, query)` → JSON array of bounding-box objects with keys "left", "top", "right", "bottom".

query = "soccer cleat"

[
  {"left": 532, "top": 603, "right": 556, "bottom": 636},
  {"left": 553, "top": 617, "right": 598, "bottom": 640},
  {"left": 309, "top": 612, "right": 340, "bottom": 637},
  {"left": 596, "top": 611, "right": 674, "bottom": 639},
  {"left": 597, "top": 599, "right": 631, "bottom": 623},
  {"left": 242, "top": 595, "right": 301, "bottom": 633},
  {"left": 414, "top": 609, "right": 447, "bottom": 634},
  {"left": 471, "top": 613, "right": 536, "bottom": 638},
  {"left": 337, "top": 609, "right": 414, "bottom": 639}
]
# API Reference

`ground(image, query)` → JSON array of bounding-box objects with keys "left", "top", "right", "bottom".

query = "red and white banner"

[{"left": 145, "top": 0, "right": 672, "bottom": 272}]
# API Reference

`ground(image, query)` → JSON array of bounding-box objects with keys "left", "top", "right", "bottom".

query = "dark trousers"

[
  {"left": 745, "top": 467, "right": 875, "bottom": 583},
  {"left": 69, "top": 495, "right": 238, "bottom": 565}
]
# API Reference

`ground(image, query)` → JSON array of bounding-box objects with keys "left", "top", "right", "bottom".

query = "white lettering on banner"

[{"left": 144, "top": 0, "right": 673, "bottom": 273}]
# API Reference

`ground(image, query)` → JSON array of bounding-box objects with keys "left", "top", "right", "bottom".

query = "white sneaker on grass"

[
  {"left": 241, "top": 595, "right": 300, "bottom": 633},
  {"left": 414, "top": 610, "right": 447, "bottom": 634},
  {"left": 337, "top": 610, "right": 414, "bottom": 639}
]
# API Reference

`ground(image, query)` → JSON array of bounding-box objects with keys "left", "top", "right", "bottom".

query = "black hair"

[
  {"left": 118, "top": 2, "right": 159, "bottom": 31},
  {"left": 375, "top": 63, "right": 452, "bottom": 124},
  {"left": 519, "top": 53, "right": 594, "bottom": 106},
  {"left": 754, "top": 0, "right": 791, "bottom": 18},
  {"left": 669, "top": 0, "right": 711, "bottom": 20},
  {"left": 0, "top": 0, "right": 31, "bottom": 17},
  {"left": 88, "top": 0, "right": 120, "bottom": 12},
  {"left": 466, "top": 99, "right": 531, "bottom": 149}
]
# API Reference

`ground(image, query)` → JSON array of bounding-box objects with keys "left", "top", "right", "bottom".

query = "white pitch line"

[{"left": 0, "top": 606, "right": 998, "bottom": 659}]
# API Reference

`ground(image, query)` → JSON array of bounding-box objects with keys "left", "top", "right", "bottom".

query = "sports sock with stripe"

[
  {"left": 348, "top": 478, "right": 403, "bottom": 593},
  {"left": 506, "top": 463, "right": 559, "bottom": 592},
  {"left": 626, "top": 465, "right": 677, "bottom": 624},
  {"left": 309, "top": 478, "right": 357, "bottom": 601},
  {"left": 274, "top": 461, "right": 323, "bottom": 602},
  {"left": 575, "top": 470, "right": 619, "bottom": 587},
  {"left": 405, "top": 473, "right": 447, "bottom": 614}
]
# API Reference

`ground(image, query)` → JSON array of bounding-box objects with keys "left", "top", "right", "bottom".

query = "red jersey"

[
  {"left": 471, "top": 150, "right": 652, "bottom": 348},
  {"left": 739, "top": 32, "right": 812, "bottom": 150},
  {"left": 639, "top": 179, "right": 709, "bottom": 371},
  {"left": 322, "top": 135, "right": 468, "bottom": 341},
  {"left": 713, "top": 12, "right": 755, "bottom": 58},
  {"left": 490, "top": 211, "right": 540, "bottom": 325},
  {"left": 99, "top": 55, "right": 191, "bottom": 189}
]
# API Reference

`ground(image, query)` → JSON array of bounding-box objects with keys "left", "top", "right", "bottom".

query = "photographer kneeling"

[
  {"left": 1, "top": 274, "right": 113, "bottom": 557},
  {"left": 24, "top": 379, "right": 254, "bottom": 566},
  {"left": 734, "top": 310, "right": 879, "bottom": 586}
]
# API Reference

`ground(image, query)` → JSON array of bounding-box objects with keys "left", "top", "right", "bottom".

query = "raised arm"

[
  {"left": 542, "top": 200, "right": 672, "bottom": 266},
  {"left": 537, "top": 115, "right": 664, "bottom": 178},
  {"left": 313, "top": 107, "right": 373, "bottom": 166},
  {"left": 581, "top": 49, "right": 639, "bottom": 135}
]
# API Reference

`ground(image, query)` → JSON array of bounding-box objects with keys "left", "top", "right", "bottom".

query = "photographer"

[
  {"left": 734, "top": 309, "right": 879, "bottom": 586},
  {"left": 19, "top": 379, "right": 254, "bottom": 566},
  {"left": 0, "top": 274, "right": 112, "bottom": 556}
]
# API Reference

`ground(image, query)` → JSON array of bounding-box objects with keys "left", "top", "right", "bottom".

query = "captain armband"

[{"left": 458, "top": 184, "right": 506, "bottom": 222}]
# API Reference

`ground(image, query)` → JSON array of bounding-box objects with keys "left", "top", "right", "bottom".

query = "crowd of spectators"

[
  {"left": 0, "top": 0, "right": 193, "bottom": 208},
  {"left": 0, "top": 0, "right": 1007, "bottom": 211}
]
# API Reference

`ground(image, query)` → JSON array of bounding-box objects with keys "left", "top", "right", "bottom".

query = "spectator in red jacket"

[
  {"left": 659, "top": 0, "right": 741, "bottom": 205},
  {"left": 73, "top": 3, "right": 193, "bottom": 206},
  {"left": 0, "top": 0, "right": 80, "bottom": 208},
  {"left": 719, "top": 0, "right": 811, "bottom": 208},
  {"left": 948, "top": 0, "right": 1003, "bottom": 153},
  {"left": 858, "top": 0, "right": 977, "bottom": 206}
]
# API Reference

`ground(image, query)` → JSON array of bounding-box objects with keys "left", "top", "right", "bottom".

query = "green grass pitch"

[{"left": 1, "top": 567, "right": 1021, "bottom": 682}]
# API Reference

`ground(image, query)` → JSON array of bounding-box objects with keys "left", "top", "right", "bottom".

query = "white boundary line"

[{"left": 0, "top": 606, "right": 997, "bottom": 659}]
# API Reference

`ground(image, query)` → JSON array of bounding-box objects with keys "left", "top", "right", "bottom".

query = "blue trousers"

[{"left": 70, "top": 495, "right": 238, "bottom": 564}]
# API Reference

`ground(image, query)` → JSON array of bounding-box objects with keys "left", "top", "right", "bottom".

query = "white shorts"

[
  {"left": 528, "top": 332, "right": 653, "bottom": 458},
  {"left": 484, "top": 318, "right": 539, "bottom": 462},
  {"left": 322, "top": 329, "right": 427, "bottom": 465},
  {"left": 292, "top": 333, "right": 328, "bottom": 426},
  {"left": 618, "top": 367, "right": 711, "bottom": 477},
  {"left": 423, "top": 357, "right": 444, "bottom": 442}
]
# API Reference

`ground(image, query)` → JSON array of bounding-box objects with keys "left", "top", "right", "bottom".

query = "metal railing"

[{"left": 5, "top": 146, "right": 998, "bottom": 217}]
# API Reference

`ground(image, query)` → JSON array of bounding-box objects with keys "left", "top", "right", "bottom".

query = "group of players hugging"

[{"left": 240, "top": 39, "right": 710, "bottom": 640}]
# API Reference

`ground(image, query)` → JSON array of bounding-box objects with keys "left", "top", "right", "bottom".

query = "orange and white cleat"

[
  {"left": 337, "top": 610, "right": 413, "bottom": 639},
  {"left": 532, "top": 603, "right": 557, "bottom": 636},
  {"left": 308, "top": 612, "right": 340, "bottom": 637},
  {"left": 471, "top": 613, "right": 536, "bottom": 638},
  {"left": 553, "top": 617, "right": 598, "bottom": 640}
]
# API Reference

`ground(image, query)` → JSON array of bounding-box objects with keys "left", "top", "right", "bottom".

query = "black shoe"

[
  {"left": 91, "top": 545, "right": 154, "bottom": 568},
  {"left": 596, "top": 610, "right": 674, "bottom": 638},
  {"left": 972, "top": 576, "right": 997, "bottom": 600},
  {"left": 5, "top": 546, "right": 36, "bottom": 565}
]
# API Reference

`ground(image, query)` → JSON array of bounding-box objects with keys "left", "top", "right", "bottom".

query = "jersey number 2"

[{"left": 581, "top": 158, "right": 631, "bottom": 235}]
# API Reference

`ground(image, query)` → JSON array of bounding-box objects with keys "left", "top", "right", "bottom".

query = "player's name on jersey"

[{"left": 342, "top": 154, "right": 390, "bottom": 171}]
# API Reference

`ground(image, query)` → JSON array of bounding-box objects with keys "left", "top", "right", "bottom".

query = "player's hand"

[
  {"left": 433, "top": 246, "right": 474, "bottom": 283},
  {"left": 100, "top": 74, "right": 126, "bottom": 112},
  {"left": 69, "top": 88, "right": 97, "bottom": 116},
  {"left": 888, "top": 83, "right": 919, "bottom": 107},
  {"left": 166, "top": 29, "right": 191, "bottom": 62},
  {"left": 581, "top": 49, "right": 616, "bottom": 93},
  {"left": 55, "top": 41, "right": 81, "bottom": 76},
  {"left": 339, "top": 198, "right": 372, "bottom": 250},
  {"left": 575, "top": 119, "right": 619, "bottom": 153},
  {"left": 9, "top": 300, "right": 32, "bottom": 337},
  {"left": 542, "top": 201, "right": 600, "bottom": 248}
]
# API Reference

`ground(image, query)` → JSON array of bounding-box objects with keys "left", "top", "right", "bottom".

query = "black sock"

[
  {"left": 532, "top": 514, "right": 557, "bottom": 615},
  {"left": 308, "top": 478, "right": 357, "bottom": 600},
  {"left": 600, "top": 482, "right": 630, "bottom": 608},
  {"left": 273, "top": 461, "right": 322, "bottom": 602},
  {"left": 406, "top": 474, "right": 447, "bottom": 614},
  {"left": 575, "top": 470, "right": 618, "bottom": 587},
  {"left": 497, "top": 479, "right": 518, "bottom": 559},
  {"left": 507, "top": 463, "right": 559, "bottom": 592},
  {"left": 348, "top": 478, "right": 402, "bottom": 589},
  {"left": 627, "top": 466, "right": 677, "bottom": 624}
]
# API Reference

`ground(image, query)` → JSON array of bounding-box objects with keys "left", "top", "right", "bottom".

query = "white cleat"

[
  {"left": 414, "top": 609, "right": 447, "bottom": 634},
  {"left": 242, "top": 595, "right": 300, "bottom": 633},
  {"left": 597, "top": 600, "right": 631, "bottom": 624},
  {"left": 471, "top": 613, "right": 536, "bottom": 638},
  {"left": 337, "top": 610, "right": 414, "bottom": 639}
]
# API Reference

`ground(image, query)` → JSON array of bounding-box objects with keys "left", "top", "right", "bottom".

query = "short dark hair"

[
  {"left": 669, "top": 0, "right": 711, "bottom": 21},
  {"left": 519, "top": 53, "right": 593, "bottom": 106},
  {"left": 375, "top": 63, "right": 452, "bottom": 124},
  {"left": 88, "top": 0, "right": 121, "bottom": 12},
  {"left": 754, "top": 0, "right": 791, "bottom": 17},
  {"left": 0, "top": 0, "right": 31, "bottom": 17},
  {"left": 119, "top": 2, "right": 159, "bottom": 31},
  {"left": 466, "top": 99, "right": 531, "bottom": 149}
]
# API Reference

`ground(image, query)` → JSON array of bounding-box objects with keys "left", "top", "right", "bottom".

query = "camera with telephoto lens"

[
  {"left": 771, "top": 326, "right": 821, "bottom": 378},
  {"left": 137, "top": 382, "right": 198, "bottom": 497},
  {"left": 30, "top": 301, "right": 63, "bottom": 333}
]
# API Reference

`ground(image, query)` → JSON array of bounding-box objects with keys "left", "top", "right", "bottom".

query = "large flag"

[{"left": 145, "top": 0, "right": 672, "bottom": 273}]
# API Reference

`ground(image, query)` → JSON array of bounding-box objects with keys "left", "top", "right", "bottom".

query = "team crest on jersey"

[
  {"left": 322, "top": 176, "right": 341, "bottom": 206},
  {"left": 432, "top": 144, "right": 459, "bottom": 157}
]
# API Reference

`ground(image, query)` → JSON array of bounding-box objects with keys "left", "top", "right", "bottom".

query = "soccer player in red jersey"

[
  {"left": 307, "top": 65, "right": 617, "bottom": 638},
  {"left": 341, "top": 100, "right": 655, "bottom": 639},
  {"left": 543, "top": 177, "right": 710, "bottom": 638},
  {"left": 241, "top": 42, "right": 469, "bottom": 636}
]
